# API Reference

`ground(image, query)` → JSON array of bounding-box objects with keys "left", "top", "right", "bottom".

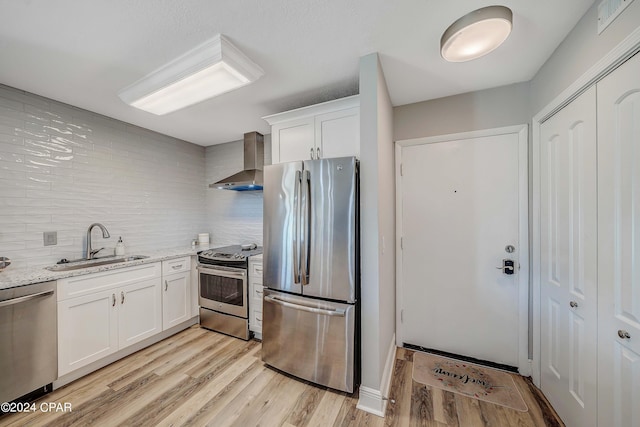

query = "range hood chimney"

[{"left": 210, "top": 131, "right": 264, "bottom": 191}]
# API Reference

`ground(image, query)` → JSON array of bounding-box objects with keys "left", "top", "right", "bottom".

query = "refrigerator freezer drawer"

[{"left": 262, "top": 289, "right": 356, "bottom": 393}]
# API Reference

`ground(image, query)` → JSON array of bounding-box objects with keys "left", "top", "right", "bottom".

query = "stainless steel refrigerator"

[{"left": 262, "top": 156, "right": 359, "bottom": 393}]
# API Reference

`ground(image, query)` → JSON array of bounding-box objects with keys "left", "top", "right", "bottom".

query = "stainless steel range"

[{"left": 197, "top": 245, "right": 262, "bottom": 340}]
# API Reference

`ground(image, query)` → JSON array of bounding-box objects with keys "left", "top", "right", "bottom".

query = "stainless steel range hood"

[{"left": 210, "top": 132, "right": 264, "bottom": 191}]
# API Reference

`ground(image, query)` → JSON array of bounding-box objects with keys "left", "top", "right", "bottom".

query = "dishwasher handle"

[
  {"left": 0, "top": 290, "right": 54, "bottom": 308},
  {"left": 265, "top": 295, "right": 345, "bottom": 317}
]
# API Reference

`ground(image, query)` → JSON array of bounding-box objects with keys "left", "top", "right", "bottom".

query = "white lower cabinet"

[
  {"left": 57, "top": 263, "right": 162, "bottom": 377},
  {"left": 162, "top": 257, "right": 191, "bottom": 330},
  {"left": 118, "top": 278, "right": 162, "bottom": 348},
  {"left": 58, "top": 289, "right": 119, "bottom": 376},
  {"left": 249, "top": 256, "right": 263, "bottom": 338}
]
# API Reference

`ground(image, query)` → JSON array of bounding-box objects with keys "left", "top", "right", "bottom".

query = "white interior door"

[
  {"left": 597, "top": 52, "right": 640, "bottom": 427},
  {"left": 539, "top": 86, "right": 597, "bottom": 427},
  {"left": 397, "top": 126, "right": 528, "bottom": 369}
]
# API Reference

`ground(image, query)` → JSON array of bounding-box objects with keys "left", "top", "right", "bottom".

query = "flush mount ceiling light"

[
  {"left": 440, "top": 5, "right": 513, "bottom": 62},
  {"left": 118, "top": 34, "right": 264, "bottom": 115}
]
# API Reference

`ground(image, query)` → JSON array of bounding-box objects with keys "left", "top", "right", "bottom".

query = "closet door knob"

[
  {"left": 569, "top": 301, "right": 578, "bottom": 308},
  {"left": 618, "top": 330, "right": 631, "bottom": 339}
]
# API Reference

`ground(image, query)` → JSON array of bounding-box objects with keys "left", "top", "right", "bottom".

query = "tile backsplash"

[
  {"left": 205, "top": 136, "right": 271, "bottom": 247},
  {"left": 0, "top": 85, "right": 207, "bottom": 269}
]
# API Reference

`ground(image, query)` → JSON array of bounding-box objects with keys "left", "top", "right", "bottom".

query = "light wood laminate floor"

[{"left": 0, "top": 326, "right": 563, "bottom": 426}]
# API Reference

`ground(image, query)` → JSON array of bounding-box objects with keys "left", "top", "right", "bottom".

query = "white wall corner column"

[{"left": 357, "top": 52, "right": 396, "bottom": 417}]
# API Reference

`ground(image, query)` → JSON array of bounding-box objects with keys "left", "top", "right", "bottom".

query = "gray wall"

[
  {"left": 204, "top": 135, "right": 271, "bottom": 247},
  {"left": 393, "top": 82, "right": 530, "bottom": 141},
  {"left": 0, "top": 84, "right": 206, "bottom": 268},
  {"left": 359, "top": 53, "right": 396, "bottom": 394},
  {"left": 531, "top": 0, "right": 640, "bottom": 113}
]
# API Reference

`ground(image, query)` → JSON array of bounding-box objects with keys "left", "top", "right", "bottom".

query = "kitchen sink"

[{"left": 45, "top": 255, "right": 149, "bottom": 271}]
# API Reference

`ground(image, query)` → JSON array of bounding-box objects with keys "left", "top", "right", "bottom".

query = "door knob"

[
  {"left": 618, "top": 330, "right": 631, "bottom": 339},
  {"left": 496, "top": 259, "right": 515, "bottom": 275},
  {"left": 570, "top": 301, "right": 578, "bottom": 308}
]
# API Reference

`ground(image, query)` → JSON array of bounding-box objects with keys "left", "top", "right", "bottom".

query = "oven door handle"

[{"left": 197, "top": 265, "right": 246, "bottom": 279}]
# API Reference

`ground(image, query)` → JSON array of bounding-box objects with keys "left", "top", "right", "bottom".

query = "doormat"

[{"left": 412, "top": 352, "right": 528, "bottom": 412}]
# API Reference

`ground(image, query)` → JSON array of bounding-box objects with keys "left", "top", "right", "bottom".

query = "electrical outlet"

[{"left": 43, "top": 231, "right": 57, "bottom": 246}]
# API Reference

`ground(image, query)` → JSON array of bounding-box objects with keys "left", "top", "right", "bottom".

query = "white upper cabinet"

[
  {"left": 264, "top": 95, "right": 359, "bottom": 164},
  {"left": 272, "top": 117, "right": 315, "bottom": 163}
]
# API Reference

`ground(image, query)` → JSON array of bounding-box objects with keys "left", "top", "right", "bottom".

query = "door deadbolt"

[
  {"left": 505, "top": 245, "right": 515, "bottom": 253},
  {"left": 496, "top": 259, "right": 515, "bottom": 275}
]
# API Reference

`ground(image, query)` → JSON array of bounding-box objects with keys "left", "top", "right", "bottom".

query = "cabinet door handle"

[
  {"left": 256, "top": 289, "right": 263, "bottom": 296},
  {"left": 121, "top": 291, "right": 125, "bottom": 305},
  {"left": 316, "top": 147, "right": 321, "bottom": 159},
  {"left": 165, "top": 280, "right": 168, "bottom": 291},
  {"left": 618, "top": 330, "right": 631, "bottom": 339},
  {"left": 310, "top": 147, "right": 314, "bottom": 159},
  {"left": 112, "top": 293, "right": 116, "bottom": 307},
  {"left": 256, "top": 316, "right": 262, "bottom": 322}
]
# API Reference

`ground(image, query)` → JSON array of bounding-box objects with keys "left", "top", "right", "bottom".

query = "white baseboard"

[
  {"left": 380, "top": 332, "right": 397, "bottom": 400},
  {"left": 357, "top": 333, "right": 397, "bottom": 417},
  {"left": 357, "top": 386, "right": 387, "bottom": 417}
]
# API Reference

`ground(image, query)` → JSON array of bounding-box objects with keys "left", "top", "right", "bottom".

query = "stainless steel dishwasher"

[{"left": 0, "top": 281, "right": 57, "bottom": 403}]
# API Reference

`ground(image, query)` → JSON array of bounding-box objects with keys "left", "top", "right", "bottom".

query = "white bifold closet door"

[
  {"left": 539, "top": 85, "right": 598, "bottom": 427},
  {"left": 596, "top": 52, "right": 640, "bottom": 427}
]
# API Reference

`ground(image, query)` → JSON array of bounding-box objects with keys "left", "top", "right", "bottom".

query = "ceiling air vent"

[{"left": 598, "top": 0, "right": 635, "bottom": 34}]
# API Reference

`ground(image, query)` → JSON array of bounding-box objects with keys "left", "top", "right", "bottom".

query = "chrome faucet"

[{"left": 86, "top": 223, "right": 110, "bottom": 259}]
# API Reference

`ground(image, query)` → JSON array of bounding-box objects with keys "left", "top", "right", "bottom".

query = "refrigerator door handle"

[
  {"left": 293, "top": 170, "right": 302, "bottom": 284},
  {"left": 301, "top": 169, "right": 312, "bottom": 285},
  {"left": 264, "top": 295, "right": 346, "bottom": 317}
]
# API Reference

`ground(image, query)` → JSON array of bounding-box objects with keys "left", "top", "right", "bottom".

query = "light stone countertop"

[{"left": 0, "top": 244, "right": 218, "bottom": 290}]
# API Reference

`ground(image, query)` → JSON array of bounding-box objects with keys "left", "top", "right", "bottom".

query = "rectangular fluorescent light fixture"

[{"left": 118, "top": 34, "right": 264, "bottom": 115}]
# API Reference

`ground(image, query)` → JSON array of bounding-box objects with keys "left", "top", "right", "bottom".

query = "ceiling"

[{"left": 0, "top": 0, "right": 594, "bottom": 146}]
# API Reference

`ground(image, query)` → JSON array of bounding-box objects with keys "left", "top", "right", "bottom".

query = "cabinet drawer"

[
  {"left": 252, "top": 284, "right": 264, "bottom": 303},
  {"left": 162, "top": 257, "right": 190, "bottom": 276},
  {"left": 250, "top": 261, "right": 263, "bottom": 278},
  {"left": 58, "top": 263, "right": 161, "bottom": 301},
  {"left": 251, "top": 308, "right": 263, "bottom": 331}
]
